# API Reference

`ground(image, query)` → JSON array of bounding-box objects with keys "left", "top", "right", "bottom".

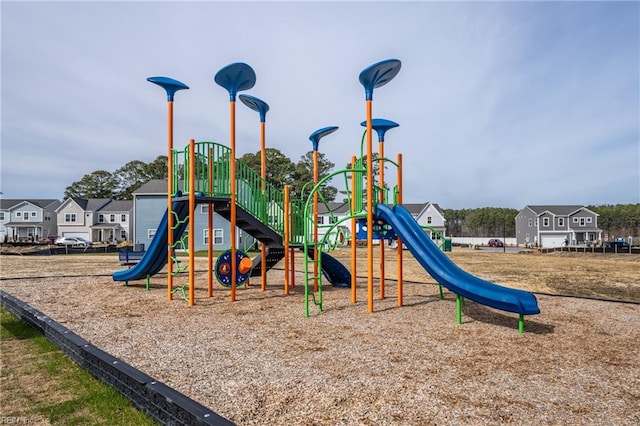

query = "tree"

[
  {"left": 290, "top": 151, "right": 337, "bottom": 202},
  {"left": 112, "top": 156, "right": 169, "bottom": 200},
  {"left": 144, "top": 155, "right": 169, "bottom": 180},
  {"left": 112, "top": 160, "right": 149, "bottom": 200},
  {"left": 64, "top": 170, "right": 117, "bottom": 200},
  {"left": 239, "top": 148, "right": 295, "bottom": 191}
]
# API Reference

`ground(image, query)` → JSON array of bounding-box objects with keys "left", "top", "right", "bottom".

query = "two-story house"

[
  {"left": 405, "top": 202, "right": 447, "bottom": 241},
  {"left": 93, "top": 200, "right": 134, "bottom": 243},
  {"left": 515, "top": 205, "right": 602, "bottom": 248},
  {"left": 133, "top": 179, "right": 255, "bottom": 252},
  {"left": 0, "top": 199, "right": 61, "bottom": 243},
  {"left": 55, "top": 198, "right": 134, "bottom": 243}
]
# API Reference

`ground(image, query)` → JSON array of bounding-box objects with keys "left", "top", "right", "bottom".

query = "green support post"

[{"left": 456, "top": 295, "right": 463, "bottom": 324}]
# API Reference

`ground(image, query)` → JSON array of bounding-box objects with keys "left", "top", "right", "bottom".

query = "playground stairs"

[
  {"left": 212, "top": 197, "right": 285, "bottom": 276},
  {"left": 250, "top": 246, "right": 285, "bottom": 277}
]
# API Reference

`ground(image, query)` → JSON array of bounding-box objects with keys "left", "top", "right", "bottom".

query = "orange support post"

[
  {"left": 379, "top": 135, "right": 385, "bottom": 300},
  {"left": 284, "top": 185, "right": 290, "bottom": 295},
  {"left": 313, "top": 150, "right": 319, "bottom": 293},
  {"left": 167, "top": 101, "right": 174, "bottom": 301},
  {"left": 397, "top": 153, "right": 403, "bottom": 306},
  {"left": 230, "top": 100, "right": 237, "bottom": 302},
  {"left": 366, "top": 99, "right": 374, "bottom": 313},
  {"left": 188, "top": 139, "right": 196, "bottom": 306},
  {"left": 350, "top": 155, "right": 357, "bottom": 304}
]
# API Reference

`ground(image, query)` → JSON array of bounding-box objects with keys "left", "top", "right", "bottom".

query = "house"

[
  {"left": 133, "top": 179, "right": 256, "bottom": 252},
  {"left": 515, "top": 205, "right": 602, "bottom": 248},
  {"left": 404, "top": 202, "right": 447, "bottom": 242},
  {"left": 93, "top": 200, "right": 134, "bottom": 243},
  {"left": 0, "top": 199, "right": 61, "bottom": 243},
  {"left": 316, "top": 201, "right": 352, "bottom": 244},
  {"left": 55, "top": 198, "right": 133, "bottom": 243}
]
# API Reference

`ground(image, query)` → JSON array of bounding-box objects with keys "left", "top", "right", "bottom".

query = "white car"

[{"left": 54, "top": 237, "right": 93, "bottom": 248}]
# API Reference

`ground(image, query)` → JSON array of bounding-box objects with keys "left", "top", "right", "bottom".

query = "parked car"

[
  {"left": 54, "top": 237, "right": 93, "bottom": 248},
  {"left": 604, "top": 241, "right": 630, "bottom": 250},
  {"left": 43, "top": 236, "right": 59, "bottom": 244},
  {"left": 488, "top": 239, "right": 504, "bottom": 247}
]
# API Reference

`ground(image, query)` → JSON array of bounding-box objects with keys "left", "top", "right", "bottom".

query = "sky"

[{"left": 1, "top": 0, "right": 639, "bottom": 209}]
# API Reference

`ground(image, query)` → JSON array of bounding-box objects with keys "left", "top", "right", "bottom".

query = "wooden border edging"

[{"left": 0, "top": 290, "right": 234, "bottom": 426}]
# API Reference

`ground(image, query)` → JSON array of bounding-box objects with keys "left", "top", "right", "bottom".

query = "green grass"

[{"left": 1, "top": 307, "right": 157, "bottom": 425}]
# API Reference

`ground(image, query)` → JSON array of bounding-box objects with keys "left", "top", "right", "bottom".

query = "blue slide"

[
  {"left": 303, "top": 247, "right": 351, "bottom": 288},
  {"left": 112, "top": 201, "right": 191, "bottom": 283},
  {"left": 375, "top": 204, "right": 540, "bottom": 315}
]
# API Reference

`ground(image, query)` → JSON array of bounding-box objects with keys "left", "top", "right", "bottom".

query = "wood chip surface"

[{"left": 1, "top": 249, "right": 638, "bottom": 425}]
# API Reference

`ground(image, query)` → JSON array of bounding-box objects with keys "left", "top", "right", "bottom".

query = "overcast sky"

[{"left": 2, "top": 1, "right": 638, "bottom": 209}]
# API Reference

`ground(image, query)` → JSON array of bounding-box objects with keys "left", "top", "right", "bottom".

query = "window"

[
  {"left": 579, "top": 217, "right": 585, "bottom": 226},
  {"left": 543, "top": 217, "right": 549, "bottom": 227},
  {"left": 121, "top": 214, "right": 126, "bottom": 222},
  {"left": 16, "top": 212, "right": 21, "bottom": 217},
  {"left": 110, "top": 214, "right": 115, "bottom": 222},
  {"left": 0, "top": 212, "right": 4, "bottom": 220},
  {"left": 534, "top": 218, "right": 538, "bottom": 226},
  {"left": 99, "top": 214, "right": 105, "bottom": 223},
  {"left": 558, "top": 217, "right": 564, "bottom": 227},
  {"left": 427, "top": 216, "right": 432, "bottom": 224},
  {"left": 573, "top": 217, "right": 579, "bottom": 223},
  {"left": 528, "top": 218, "right": 532, "bottom": 227},
  {"left": 44, "top": 212, "right": 52, "bottom": 221},
  {"left": 65, "top": 213, "right": 77, "bottom": 223},
  {"left": 201, "top": 204, "right": 209, "bottom": 214},
  {"left": 204, "top": 229, "right": 224, "bottom": 245},
  {"left": 23, "top": 213, "right": 29, "bottom": 221},
  {"left": 31, "top": 211, "right": 36, "bottom": 217},
  {"left": 586, "top": 217, "right": 592, "bottom": 223},
  {"left": 148, "top": 229, "right": 156, "bottom": 239},
  {"left": 120, "top": 230, "right": 127, "bottom": 240}
]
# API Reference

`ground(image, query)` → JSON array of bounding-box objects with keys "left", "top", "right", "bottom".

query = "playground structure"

[{"left": 112, "top": 59, "right": 540, "bottom": 332}]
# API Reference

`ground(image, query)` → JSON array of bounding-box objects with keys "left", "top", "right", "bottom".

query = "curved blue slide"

[
  {"left": 113, "top": 201, "right": 191, "bottom": 283},
  {"left": 303, "top": 247, "right": 351, "bottom": 288},
  {"left": 375, "top": 204, "right": 540, "bottom": 315}
]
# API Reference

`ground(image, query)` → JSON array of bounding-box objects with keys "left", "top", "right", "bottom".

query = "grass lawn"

[{"left": 0, "top": 307, "right": 157, "bottom": 426}]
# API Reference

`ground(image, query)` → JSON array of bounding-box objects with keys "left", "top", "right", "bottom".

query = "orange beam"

[
  {"left": 284, "top": 185, "right": 290, "bottom": 295},
  {"left": 167, "top": 101, "right": 174, "bottom": 300},
  {"left": 313, "top": 149, "right": 319, "bottom": 293},
  {"left": 350, "top": 155, "right": 357, "bottom": 304},
  {"left": 366, "top": 99, "right": 374, "bottom": 313},
  {"left": 379, "top": 138, "right": 385, "bottom": 300},
  {"left": 188, "top": 139, "right": 196, "bottom": 306},
  {"left": 230, "top": 101, "right": 237, "bottom": 302},
  {"left": 261, "top": 120, "right": 267, "bottom": 291},
  {"left": 397, "top": 153, "right": 403, "bottom": 307}
]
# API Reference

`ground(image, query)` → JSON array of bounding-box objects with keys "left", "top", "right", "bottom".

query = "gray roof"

[
  {"left": 70, "top": 198, "right": 111, "bottom": 212},
  {"left": 402, "top": 203, "right": 429, "bottom": 214},
  {"left": 99, "top": 200, "right": 133, "bottom": 212},
  {"left": 0, "top": 199, "right": 60, "bottom": 210},
  {"left": 134, "top": 179, "right": 168, "bottom": 195},
  {"left": 526, "top": 205, "right": 592, "bottom": 216},
  {"left": 317, "top": 202, "right": 350, "bottom": 214},
  {"left": 133, "top": 179, "right": 189, "bottom": 195}
]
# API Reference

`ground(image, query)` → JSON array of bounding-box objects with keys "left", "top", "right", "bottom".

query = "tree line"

[
  {"left": 63, "top": 149, "right": 338, "bottom": 202},
  {"left": 64, "top": 150, "right": 639, "bottom": 238}
]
